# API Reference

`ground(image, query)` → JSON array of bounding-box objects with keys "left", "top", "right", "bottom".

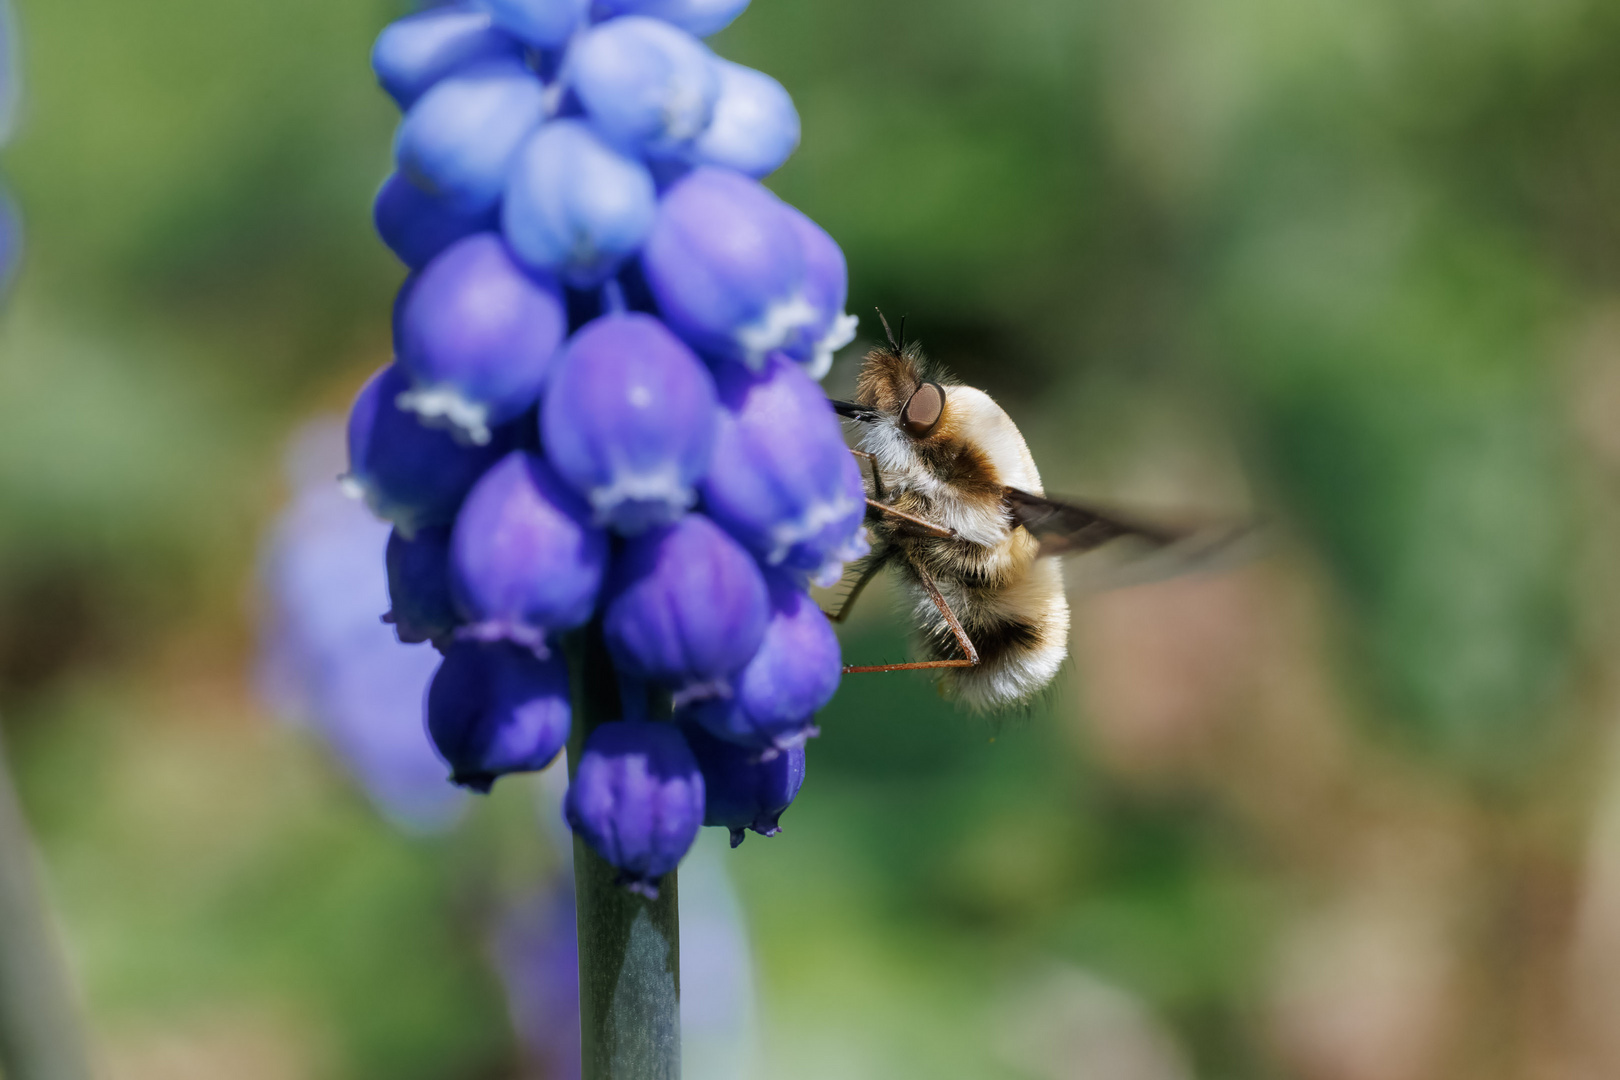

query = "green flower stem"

[
  {"left": 0, "top": 726, "right": 92, "bottom": 1080},
  {"left": 566, "top": 625, "right": 681, "bottom": 1080}
]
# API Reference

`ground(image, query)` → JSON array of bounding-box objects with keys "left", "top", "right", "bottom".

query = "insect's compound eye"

[{"left": 901, "top": 382, "right": 945, "bottom": 437}]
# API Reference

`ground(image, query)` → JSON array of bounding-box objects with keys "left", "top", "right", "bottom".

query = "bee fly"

[{"left": 827, "top": 315, "right": 1217, "bottom": 712}]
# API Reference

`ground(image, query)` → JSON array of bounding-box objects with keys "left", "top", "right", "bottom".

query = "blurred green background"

[{"left": 5, "top": 0, "right": 1620, "bottom": 1077}]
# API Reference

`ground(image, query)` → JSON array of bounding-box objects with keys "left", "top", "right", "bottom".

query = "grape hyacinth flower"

[
  {"left": 567, "top": 17, "right": 719, "bottom": 159},
  {"left": 702, "top": 356, "right": 869, "bottom": 586},
  {"left": 450, "top": 450, "right": 608, "bottom": 652},
  {"left": 384, "top": 524, "right": 459, "bottom": 647},
  {"left": 603, "top": 513, "right": 768, "bottom": 695},
  {"left": 565, "top": 720, "right": 705, "bottom": 896},
  {"left": 374, "top": 172, "right": 497, "bottom": 272},
  {"left": 503, "top": 120, "right": 657, "bottom": 287},
  {"left": 681, "top": 720, "right": 805, "bottom": 846},
  {"left": 362, "top": 0, "right": 865, "bottom": 904},
  {"left": 372, "top": 7, "right": 524, "bottom": 109},
  {"left": 681, "top": 567, "right": 840, "bottom": 752},
  {"left": 688, "top": 59, "right": 799, "bottom": 179},
  {"left": 428, "top": 639, "right": 572, "bottom": 792},
  {"left": 345, "top": 363, "right": 512, "bottom": 536},
  {"left": 541, "top": 312, "right": 717, "bottom": 532},
  {"left": 394, "top": 232, "right": 566, "bottom": 443},
  {"left": 395, "top": 60, "right": 547, "bottom": 215}
]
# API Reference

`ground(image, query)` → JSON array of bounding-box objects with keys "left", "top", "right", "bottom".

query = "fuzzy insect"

[{"left": 828, "top": 315, "right": 1193, "bottom": 712}]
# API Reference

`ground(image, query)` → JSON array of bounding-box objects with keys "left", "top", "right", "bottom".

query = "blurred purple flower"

[{"left": 259, "top": 421, "right": 465, "bottom": 833}]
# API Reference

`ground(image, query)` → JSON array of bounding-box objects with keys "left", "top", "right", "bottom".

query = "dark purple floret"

[
  {"left": 680, "top": 719, "right": 805, "bottom": 847},
  {"left": 384, "top": 524, "right": 459, "bottom": 649},
  {"left": 700, "top": 356, "right": 868, "bottom": 585},
  {"left": 345, "top": 363, "right": 511, "bottom": 536},
  {"left": 451, "top": 450, "right": 609, "bottom": 652},
  {"left": 602, "top": 513, "right": 769, "bottom": 693},
  {"left": 564, "top": 720, "right": 705, "bottom": 896},
  {"left": 428, "top": 639, "right": 572, "bottom": 792}
]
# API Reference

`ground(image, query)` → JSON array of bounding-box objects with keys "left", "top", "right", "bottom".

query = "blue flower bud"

[
  {"left": 451, "top": 450, "right": 608, "bottom": 650},
  {"left": 564, "top": 720, "right": 704, "bottom": 896},
  {"left": 396, "top": 233, "right": 566, "bottom": 443},
  {"left": 345, "top": 363, "right": 511, "bottom": 536},
  {"left": 394, "top": 60, "right": 547, "bottom": 215},
  {"left": 687, "top": 59, "right": 798, "bottom": 179},
  {"left": 680, "top": 720, "right": 805, "bottom": 847},
  {"left": 589, "top": 0, "right": 750, "bottom": 37},
  {"left": 372, "top": 7, "right": 523, "bottom": 109},
  {"left": 503, "top": 120, "right": 658, "bottom": 287},
  {"left": 603, "top": 513, "right": 769, "bottom": 692},
  {"left": 480, "top": 0, "right": 586, "bottom": 48},
  {"left": 428, "top": 639, "right": 572, "bottom": 792},
  {"left": 566, "top": 17, "right": 718, "bottom": 158},
  {"left": 385, "top": 524, "right": 459, "bottom": 648},
  {"left": 374, "top": 172, "right": 498, "bottom": 271},
  {"left": 640, "top": 166, "right": 819, "bottom": 368},
  {"left": 541, "top": 312, "right": 717, "bottom": 533},
  {"left": 780, "top": 204, "right": 857, "bottom": 379},
  {"left": 682, "top": 569, "right": 839, "bottom": 751},
  {"left": 701, "top": 357, "right": 868, "bottom": 584}
]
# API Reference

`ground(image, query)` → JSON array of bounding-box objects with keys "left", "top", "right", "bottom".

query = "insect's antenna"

[
  {"left": 876, "top": 307, "right": 902, "bottom": 355},
  {"left": 898, "top": 315, "right": 907, "bottom": 354}
]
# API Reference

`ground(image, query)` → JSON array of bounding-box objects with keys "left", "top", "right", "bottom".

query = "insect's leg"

[
  {"left": 850, "top": 448, "right": 887, "bottom": 501},
  {"left": 826, "top": 556, "right": 885, "bottom": 624},
  {"left": 864, "top": 500, "right": 954, "bottom": 539},
  {"left": 843, "top": 559, "right": 980, "bottom": 673}
]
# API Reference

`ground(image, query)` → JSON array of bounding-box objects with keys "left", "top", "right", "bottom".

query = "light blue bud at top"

[
  {"left": 451, "top": 450, "right": 608, "bottom": 651},
  {"left": 641, "top": 167, "right": 818, "bottom": 368},
  {"left": 687, "top": 59, "right": 798, "bottom": 179},
  {"left": 779, "top": 205, "right": 857, "bottom": 379},
  {"left": 374, "top": 172, "right": 498, "bottom": 272},
  {"left": 680, "top": 719, "right": 804, "bottom": 847},
  {"left": 385, "top": 524, "right": 459, "bottom": 648},
  {"left": 565, "top": 720, "right": 704, "bottom": 897},
  {"left": 372, "top": 7, "right": 524, "bottom": 109},
  {"left": 603, "top": 513, "right": 769, "bottom": 691},
  {"left": 701, "top": 357, "right": 868, "bottom": 585},
  {"left": 480, "top": 0, "right": 587, "bottom": 49},
  {"left": 589, "top": 0, "right": 750, "bottom": 37},
  {"left": 683, "top": 569, "right": 839, "bottom": 751},
  {"left": 428, "top": 639, "right": 571, "bottom": 792},
  {"left": 396, "top": 233, "right": 566, "bottom": 443},
  {"left": 503, "top": 120, "right": 657, "bottom": 287},
  {"left": 394, "top": 60, "right": 547, "bottom": 215},
  {"left": 345, "top": 363, "right": 512, "bottom": 537},
  {"left": 541, "top": 313, "right": 717, "bottom": 534},
  {"left": 566, "top": 17, "right": 718, "bottom": 158}
]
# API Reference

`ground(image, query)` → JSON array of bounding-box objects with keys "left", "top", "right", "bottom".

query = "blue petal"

[
  {"left": 687, "top": 59, "right": 799, "bottom": 179},
  {"left": 372, "top": 7, "right": 523, "bottom": 109},
  {"left": 566, "top": 17, "right": 718, "bottom": 158}
]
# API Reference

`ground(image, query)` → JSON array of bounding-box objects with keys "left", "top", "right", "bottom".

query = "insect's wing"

[{"left": 1003, "top": 487, "right": 1182, "bottom": 557}]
